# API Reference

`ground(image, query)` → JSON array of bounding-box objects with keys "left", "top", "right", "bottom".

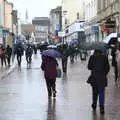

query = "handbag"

[
  {"left": 87, "top": 75, "right": 96, "bottom": 86},
  {"left": 56, "top": 67, "right": 61, "bottom": 78},
  {"left": 87, "top": 75, "right": 93, "bottom": 84}
]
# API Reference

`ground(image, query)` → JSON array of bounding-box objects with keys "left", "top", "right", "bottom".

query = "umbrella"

[
  {"left": 103, "top": 33, "right": 120, "bottom": 44},
  {"left": 39, "top": 44, "right": 48, "bottom": 52},
  {"left": 41, "top": 49, "right": 62, "bottom": 58},
  {"left": 67, "top": 40, "right": 78, "bottom": 45},
  {"left": 85, "top": 42, "right": 107, "bottom": 52},
  {"left": 47, "top": 45, "right": 57, "bottom": 49}
]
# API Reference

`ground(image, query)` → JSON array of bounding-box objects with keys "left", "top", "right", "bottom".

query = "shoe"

[
  {"left": 100, "top": 105, "right": 104, "bottom": 114},
  {"left": 48, "top": 93, "right": 52, "bottom": 98},
  {"left": 92, "top": 104, "right": 96, "bottom": 111},
  {"left": 53, "top": 91, "right": 56, "bottom": 97}
]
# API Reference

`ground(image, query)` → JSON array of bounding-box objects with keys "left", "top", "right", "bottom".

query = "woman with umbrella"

[
  {"left": 41, "top": 49, "right": 61, "bottom": 98},
  {"left": 87, "top": 49, "right": 110, "bottom": 114}
]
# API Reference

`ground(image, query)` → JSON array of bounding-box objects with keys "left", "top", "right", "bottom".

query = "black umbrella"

[{"left": 85, "top": 42, "right": 107, "bottom": 52}]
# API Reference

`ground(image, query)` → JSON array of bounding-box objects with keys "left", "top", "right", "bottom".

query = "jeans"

[{"left": 92, "top": 87, "right": 105, "bottom": 106}]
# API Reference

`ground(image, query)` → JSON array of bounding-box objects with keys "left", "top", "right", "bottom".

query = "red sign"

[
  {"left": 101, "top": 25, "right": 110, "bottom": 33},
  {"left": 48, "top": 33, "right": 61, "bottom": 40}
]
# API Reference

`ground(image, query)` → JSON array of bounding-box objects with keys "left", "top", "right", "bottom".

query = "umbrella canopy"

[
  {"left": 47, "top": 45, "right": 57, "bottom": 49},
  {"left": 103, "top": 33, "right": 120, "bottom": 44},
  {"left": 85, "top": 42, "right": 107, "bottom": 53},
  {"left": 39, "top": 44, "right": 49, "bottom": 52},
  {"left": 41, "top": 49, "right": 62, "bottom": 58},
  {"left": 67, "top": 40, "right": 78, "bottom": 45}
]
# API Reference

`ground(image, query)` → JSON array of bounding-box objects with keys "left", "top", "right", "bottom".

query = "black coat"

[{"left": 87, "top": 54, "right": 110, "bottom": 87}]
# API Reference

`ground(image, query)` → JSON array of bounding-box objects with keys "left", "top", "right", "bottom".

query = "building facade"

[
  {"left": 62, "top": 0, "right": 85, "bottom": 30},
  {"left": 97, "top": 0, "right": 119, "bottom": 41},
  {"left": 84, "top": 0, "right": 99, "bottom": 43},
  {"left": 0, "top": 0, "right": 14, "bottom": 46},
  {"left": 61, "top": 0, "right": 85, "bottom": 45},
  {"left": 49, "top": 6, "right": 62, "bottom": 43},
  {"left": 0, "top": 0, "right": 4, "bottom": 28},
  {"left": 32, "top": 17, "right": 50, "bottom": 44},
  {"left": 4, "top": 0, "right": 13, "bottom": 32},
  {"left": 12, "top": 10, "right": 18, "bottom": 35},
  {"left": 21, "top": 24, "right": 35, "bottom": 43}
]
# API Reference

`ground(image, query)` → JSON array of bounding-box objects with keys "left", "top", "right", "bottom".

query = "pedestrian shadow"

[
  {"left": 27, "top": 63, "right": 32, "bottom": 69},
  {"left": 18, "top": 65, "right": 21, "bottom": 72},
  {"left": 46, "top": 98, "right": 56, "bottom": 120},
  {"left": 62, "top": 73, "right": 68, "bottom": 80}
]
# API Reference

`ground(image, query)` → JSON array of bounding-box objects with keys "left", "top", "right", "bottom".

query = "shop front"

[{"left": 62, "top": 21, "right": 85, "bottom": 45}]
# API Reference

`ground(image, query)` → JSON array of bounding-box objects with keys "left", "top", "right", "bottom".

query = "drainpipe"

[{"left": 3, "top": 0, "right": 6, "bottom": 47}]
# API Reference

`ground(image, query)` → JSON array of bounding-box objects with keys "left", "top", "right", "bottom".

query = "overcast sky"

[{"left": 13, "top": 0, "right": 61, "bottom": 22}]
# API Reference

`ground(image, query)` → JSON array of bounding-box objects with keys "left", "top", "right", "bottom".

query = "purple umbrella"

[{"left": 41, "top": 49, "right": 62, "bottom": 58}]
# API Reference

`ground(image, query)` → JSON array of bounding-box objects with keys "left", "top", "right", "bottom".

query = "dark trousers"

[
  {"left": 45, "top": 78, "right": 56, "bottom": 96},
  {"left": 92, "top": 87, "right": 105, "bottom": 106},
  {"left": 7, "top": 56, "right": 11, "bottom": 65},
  {"left": 17, "top": 55, "right": 21, "bottom": 66},
  {"left": 1, "top": 56, "right": 6, "bottom": 67},
  {"left": 62, "top": 58, "right": 68, "bottom": 73},
  {"left": 26, "top": 55, "right": 32, "bottom": 64},
  {"left": 70, "top": 55, "right": 74, "bottom": 63}
]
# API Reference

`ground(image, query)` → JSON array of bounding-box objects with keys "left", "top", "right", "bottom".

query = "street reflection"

[
  {"left": 62, "top": 73, "right": 68, "bottom": 80},
  {"left": 47, "top": 98, "right": 56, "bottom": 120},
  {"left": 27, "top": 63, "right": 31, "bottom": 69},
  {"left": 92, "top": 112, "right": 105, "bottom": 120}
]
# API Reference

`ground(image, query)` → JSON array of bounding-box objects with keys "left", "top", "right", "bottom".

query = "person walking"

[
  {"left": 59, "top": 44, "right": 69, "bottom": 74},
  {"left": 0, "top": 46, "right": 7, "bottom": 67},
  {"left": 6, "top": 45, "right": 12, "bottom": 66},
  {"left": 41, "top": 55, "right": 58, "bottom": 98},
  {"left": 25, "top": 45, "right": 33, "bottom": 64},
  {"left": 69, "top": 44, "right": 75, "bottom": 63},
  {"left": 87, "top": 49, "right": 110, "bottom": 114},
  {"left": 16, "top": 43, "right": 24, "bottom": 66}
]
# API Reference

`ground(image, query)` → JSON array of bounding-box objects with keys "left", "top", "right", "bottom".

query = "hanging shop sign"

[{"left": 92, "top": 24, "right": 99, "bottom": 33}]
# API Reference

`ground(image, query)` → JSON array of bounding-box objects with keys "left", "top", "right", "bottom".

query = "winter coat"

[
  {"left": 16, "top": 46, "right": 23, "bottom": 56},
  {"left": 6, "top": 46, "right": 12, "bottom": 57},
  {"left": 41, "top": 56, "right": 58, "bottom": 79},
  {"left": 87, "top": 54, "right": 110, "bottom": 88},
  {"left": 25, "top": 47, "right": 33, "bottom": 57},
  {"left": 0, "top": 48, "right": 6, "bottom": 57}
]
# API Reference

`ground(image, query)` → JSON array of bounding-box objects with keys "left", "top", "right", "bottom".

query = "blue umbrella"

[
  {"left": 67, "top": 40, "right": 78, "bottom": 45},
  {"left": 41, "top": 49, "right": 62, "bottom": 58}
]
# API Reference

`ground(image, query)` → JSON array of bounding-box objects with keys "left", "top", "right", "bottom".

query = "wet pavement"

[
  {"left": 0, "top": 59, "right": 17, "bottom": 80},
  {"left": 0, "top": 53, "right": 120, "bottom": 120}
]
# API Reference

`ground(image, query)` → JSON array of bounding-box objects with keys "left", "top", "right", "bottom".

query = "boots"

[
  {"left": 91, "top": 104, "right": 96, "bottom": 111},
  {"left": 53, "top": 91, "right": 56, "bottom": 97},
  {"left": 100, "top": 105, "right": 104, "bottom": 114}
]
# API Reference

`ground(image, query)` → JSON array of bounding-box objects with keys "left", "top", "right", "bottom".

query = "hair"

[{"left": 94, "top": 49, "right": 103, "bottom": 55}]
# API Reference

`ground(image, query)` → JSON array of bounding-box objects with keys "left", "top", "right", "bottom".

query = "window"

[
  {"left": 65, "top": 18, "right": 67, "bottom": 25},
  {"left": 77, "top": 12, "right": 79, "bottom": 19}
]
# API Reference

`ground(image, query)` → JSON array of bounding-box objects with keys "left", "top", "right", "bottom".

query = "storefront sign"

[
  {"left": 92, "top": 24, "right": 99, "bottom": 33},
  {"left": 64, "top": 22, "right": 84, "bottom": 36}
]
